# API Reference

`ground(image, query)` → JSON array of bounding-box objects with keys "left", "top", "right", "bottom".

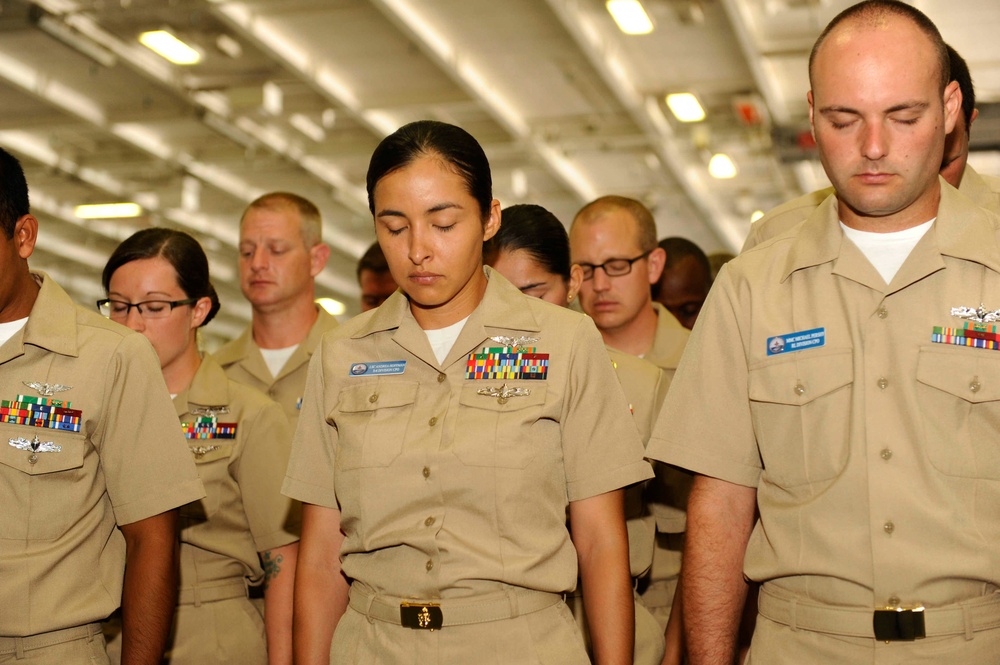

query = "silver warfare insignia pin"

[
  {"left": 951, "top": 305, "right": 1000, "bottom": 324},
  {"left": 489, "top": 335, "right": 538, "bottom": 349},
  {"left": 476, "top": 383, "right": 531, "bottom": 405},
  {"left": 191, "top": 406, "right": 230, "bottom": 418},
  {"left": 22, "top": 382, "right": 72, "bottom": 397},
  {"left": 9, "top": 435, "right": 62, "bottom": 464}
]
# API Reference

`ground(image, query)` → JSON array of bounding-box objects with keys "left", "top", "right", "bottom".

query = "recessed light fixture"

[
  {"left": 316, "top": 297, "right": 346, "bottom": 316},
  {"left": 751, "top": 210, "right": 765, "bottom": 223},
  {"left": 74, "top": 202, "right": 143, "bottom": 219},
  {"left": 139, "top": 30, "right": 202, "bottom": 65},
  {"left": 708, "top": 153, "right": 738, "bottom": 179},
  {"left": 606, "top": 0, "right": 654, "bottom": 35},
  {"left": 666, "top": 93, "right": 706, "bottom": 123}
]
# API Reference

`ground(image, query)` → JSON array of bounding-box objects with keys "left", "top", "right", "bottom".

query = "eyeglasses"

[
  {"left": 97, "top": 298, "right": 198, "bottom": 321},
  {"left": 578, "top": 251, "right": 652, "bottom": 281}
]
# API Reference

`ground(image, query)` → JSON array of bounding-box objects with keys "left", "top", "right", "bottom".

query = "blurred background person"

[
  {"left": 653, "top": 237, "right": 712, "bottom": 331},
  {"left": 356, "top": 240, "right": 398, "bottom": 311},
  {"left": 102, "top": 228, "right": 299, "bottom": 665}
]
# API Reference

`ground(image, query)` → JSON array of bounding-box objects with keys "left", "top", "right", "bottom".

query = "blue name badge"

[
  {"left": 766, "top": 327, "right": 826, "bottom": 356},
  {"left": 349, "top": 361, "right": 407, "bottom": 377}
]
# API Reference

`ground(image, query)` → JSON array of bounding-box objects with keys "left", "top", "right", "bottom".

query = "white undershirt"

[
  {"left": 260, "top": 344, "right": 299, "bottom": 378},
  {"left": 0, "top": 317, "right": 28, "bottom": 347},
  {"left": 424, "top": 316, "right": 470, "bottom": 365},
  {"left": 840, "top": 219, "right": 935, "bottom": 284}
]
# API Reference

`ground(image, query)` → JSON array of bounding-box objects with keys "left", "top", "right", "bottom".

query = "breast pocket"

[
  {"left": 917, "top": 348, "right": 1000, "bottom": 479},
  {"left": 0, "top": 428, "right": 86, "bottom": 540},
  {"left": 333, "top": 381, "right": 418, "bottom": 470},
  {"left": 452, "top": 384, "right": 549, "bottom": 469},
  {"left": 748, "top": 349, "right": 853, "bottom": 487},
  {"left": 179, "top": 442, "right": 235, "bottom": 522}
]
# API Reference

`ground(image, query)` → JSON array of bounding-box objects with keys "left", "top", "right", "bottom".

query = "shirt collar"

[{"left": 21, "top": 272, "right": 79, "bottom": 357}]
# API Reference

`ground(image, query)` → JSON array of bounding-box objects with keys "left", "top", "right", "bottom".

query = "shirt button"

[
  {"left": 794, "top": 383, "right": 806, "bottom": 396},
  {"left": 368, "top": 393, "right": 379, "bottom": 404},
  {"left": 424, "top": 516, "right": 435, "bottom": 527},
  {"left": 422, "top": 466, "right": 431, "bottom": 479},
  {"left": 428, "top": 416, "right": 438, "bottom": 427},
  {"left": 880, "top": 448, "right": 893, "bottom": 461},
  {"left": 883, "top": 521, "right": 895, "bottom": 535},
  {"left": 437, "top": 373, "right": 446, "bottom": 383},
  {"left": 877, "top": 307, "right": 888, "bottom": 319},
  {"left": 970, "top": 379, "right": 981, "bottom": 393},
  {"left": 877, "top": 377, "right": 889, "bottom": 390},
  {"left": 425, "top": 560, "right": 434, "bottom": 572}
]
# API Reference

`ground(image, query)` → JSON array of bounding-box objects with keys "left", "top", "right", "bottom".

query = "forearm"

[
  {"left": 263, "top": 542, "right": 299, "bottom": 665},
  {"left": 293, "top": 505, "right": 349, "bottom": 665},
  {"left": 682, "top": 475, "right": 757, "bottom": 665},
  {"left": 120, "top": 510, "right": 180, "bottom": 665},
  {"left": 661, "top": 577, "right": 684, "bottom": 665},
  {"left": 571, "top": 490, "right": 633, "bottom": 665}
]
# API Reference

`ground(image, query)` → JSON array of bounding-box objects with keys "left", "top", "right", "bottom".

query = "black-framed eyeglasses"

[
  {"left": 578, "top": 251, "right": 652, "bottom": 281},
  {"left": 96, "top": 298, "right": 198, "bottom": 321}
]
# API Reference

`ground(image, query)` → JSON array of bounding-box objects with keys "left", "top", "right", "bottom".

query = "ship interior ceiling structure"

[{"left": 2, "top": 0, "right": 998, "bottom": 345}]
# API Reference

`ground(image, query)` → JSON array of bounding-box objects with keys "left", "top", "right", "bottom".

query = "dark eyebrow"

[
  {"left": 427, "top": 202, "right": 462, "bottom": 214},
  {"left": 518, "top": 282, "right": 545, "bottom": 292},
  {"left": 375, "top": 202, "right": 463, "bottom": 219},
  {"left": 375, "top": 208, "right": 406, "bottom": 219},
  {"left": 819, "top": 101, "right": 929, "bottom": 115}
]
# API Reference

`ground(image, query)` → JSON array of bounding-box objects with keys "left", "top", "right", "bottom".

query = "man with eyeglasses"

[
  {"left": 569, "top": 195, "right": 691, "bottom": 662},
  {"left": 0, "top": 146, "right": 204, "bottom": 664}
]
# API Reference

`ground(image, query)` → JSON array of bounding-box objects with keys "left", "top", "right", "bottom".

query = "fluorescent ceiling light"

[
  {"left": 290, "top": 113, "right": 326, "bottom": 142},
  {"left": 316, "top": 298, "right": 346, "bottom": 316},
  {"left": 74, "top": 202, "right": 142, "bottom": 219},
  {"left": 709, "top": 154, "right": 737, "bottom": 179},
  {"left": 139, "top": 30, "right": 202, "bottom": 65},
  {"left": 606, "top": 0, "right": 654, "bottom": 35},
  {"left": 666, "top": 93, "right": 705, "bottom": 122},
  {"left": 750, "top": 210, "right": 764, "bottom": 223}
]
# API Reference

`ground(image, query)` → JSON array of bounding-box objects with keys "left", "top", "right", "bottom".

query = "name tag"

[
  {"left": 349, "top": 361, "right": 407, "bottom": 376},
  {"left": 766, "top": 327, "right": 826, "bottom": 356}
]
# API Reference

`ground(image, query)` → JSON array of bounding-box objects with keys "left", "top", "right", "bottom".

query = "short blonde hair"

[{"left": 241, "top": 192, "right": 322, "bottom": 247}]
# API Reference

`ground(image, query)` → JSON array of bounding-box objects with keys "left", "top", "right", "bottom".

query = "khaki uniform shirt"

[
  {"left": 0, "top": 274, "right": 204, "bottom": 636},
  {"left": 213, "top": 308, "right": 339, "bottom": 428},
  {"left": 742, "top": 164, "right": 1000, "bottom": 252},
  {"left": 176, "top": 357, "right": 299, "bottom": 592},
  {"left": 642, "top": 303, "right": 689, "bottom": 381},
  {"left": 648, "top": 182, "right": 1000, "bottom": 610},
  {"left": 283, "top": 268, "right": 653, "bottom": 599}
]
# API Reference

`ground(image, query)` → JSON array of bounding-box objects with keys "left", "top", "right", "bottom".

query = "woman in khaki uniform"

[
  {"left": 100, "top": 228, "right": 299, "bottom": 665},
  {"left": 485, "top": 203, "right": 672, "bottom": 665},
  {"left": 285, "top": 120, "right": 652, "bottom": 664}
]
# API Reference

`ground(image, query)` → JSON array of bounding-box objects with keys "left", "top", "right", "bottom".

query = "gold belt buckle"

[
  {"left": 873, "top": 606, "right": 925, "bottom": 642},
  {"left": 400, "top": 602, "right": 443, "bottom": 630}
]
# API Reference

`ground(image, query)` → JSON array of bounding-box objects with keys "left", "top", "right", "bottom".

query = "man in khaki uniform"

[
  {"left": 742, "top": 44, "right": 1000, "bottom": 252},
  {"left": 284, "top": 267, "right": 653, "bottom": 662},
  {"left": 0, "top": 147, "right": 204, "bottom": 663},
  {"left": 648, "top": 3, "right": 1000, "bottom": 662},
  {"left": 214, "top": 192, "right": 337, "bottom": 428},
  {"left": 357, "top": 241, "right": 398, "bottom": 312},
  {"left": 569, "top": 196, "right": 691, "bottom": 658}
]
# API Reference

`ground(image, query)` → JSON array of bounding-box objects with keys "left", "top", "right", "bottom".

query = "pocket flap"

[
  {"left": 337, "top": 381, "right": 419, "bottom": 413},
  {"left": 0, "top": 430, "right": 85, "bottom": 475},
  {"left": 458, "top": 383, "right": 548, "bottom": 411},
  {"left": 917, "top": 348, "right": 1000, "bottom": 403},
  {"left": 749, "top": 350, "right": 853, "bottom": 405}
]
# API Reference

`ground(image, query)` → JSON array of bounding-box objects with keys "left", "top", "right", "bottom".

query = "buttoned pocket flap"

[
  {"left": 917, "top": 349, "right": 1000, "bottom": 403},
  {"left": 749, "top": 350, "right": 853, "bottom": 406},
  {"left": 336, "top": 381, "right": 419, "bottom": 413},
  {"left": 0, "top": 431, "right": 85, "bottom": 475},
  {"left": 458, "top": 383, "right": 548, "bottom": 411}
]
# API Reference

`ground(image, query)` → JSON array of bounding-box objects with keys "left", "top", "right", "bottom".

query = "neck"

[
  {"left": 252, "top": 299, "right": 319, "bottom": 349},
  {"left": 600, "top": 303, "right": 658, "bottom": 357},
  {"left": 839, "top": 181, "right": 942, "bottom": 233},
  {"left": 410, "top": 268, "right": 488, "bottom": 331},
  {"left": 163, "top": 346, "right": 202, "bottom": 395},
  {"left": 0, "top": 268, "right": 40, "bottom": 323}
]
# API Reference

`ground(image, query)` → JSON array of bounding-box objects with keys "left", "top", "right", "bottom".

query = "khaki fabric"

[
  {"left": 742, "top": 165, "right": 1000, "bottom": 252},
  {"left": 175, "top": 357, "right": 299, "bottom": 591},
  {"left": 284, "top": 267, "right": 652, "bottom": 605},
  {"left": 0, "top": 274, "right": 204, "bottom": 637},
  {"left": 648, "top": 182, "right": 1000, "bottom": 659},
  {"left": 0, "top": 630, "right": 110, "bottom": 664},
  {"left": 643, "top": 303, "right": 689, "bottom": 380},
  {"left": 213, "top": 308, "right": 339, "bottom": 428}
]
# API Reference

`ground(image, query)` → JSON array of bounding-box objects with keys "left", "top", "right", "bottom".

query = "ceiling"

[{"left": 4, "top": 0, "right": 999, "bottom": 345}]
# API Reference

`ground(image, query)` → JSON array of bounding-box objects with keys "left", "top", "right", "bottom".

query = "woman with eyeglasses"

[
  {"left": 484, "top": 203, "right": 682, "bottom": 665},
  {"left": 284, "top": 120, "right": 653, "bottom": 665},
  {"left": 99, "top": 228, "right": 299, "bottom": 665}
]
